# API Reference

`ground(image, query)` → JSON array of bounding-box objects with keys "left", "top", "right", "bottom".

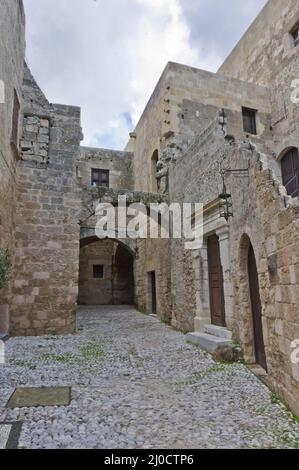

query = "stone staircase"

[{"left": 186, "top": 325, "right": 233, "bottom": 353}]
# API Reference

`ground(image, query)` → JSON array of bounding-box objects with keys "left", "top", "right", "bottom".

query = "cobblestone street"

[{"left": 0, "top": 306, "right": 299, "bottom": 449}]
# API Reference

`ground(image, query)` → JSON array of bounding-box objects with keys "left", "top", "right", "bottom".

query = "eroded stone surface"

[{"left": 0, "top": 307, "right": 298, "bottom": 449}]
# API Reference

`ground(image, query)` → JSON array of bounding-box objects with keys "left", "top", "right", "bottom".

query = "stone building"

[
  {"left": 0, "top": 0, "right": 299, "bottom": 414},
  {"left": 0, "top": 0, "right": 25, "bottom": 336}
]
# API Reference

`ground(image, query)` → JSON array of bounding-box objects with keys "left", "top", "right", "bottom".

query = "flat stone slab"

[
  {"left": 0, "top": 422, "right": 22, "bottom": 449},
  {"left": 186, "top": 332, "right": 232, "bottom": 353},
  {"left": 204, "top": 325, "right": 233, "bottom": 340},
  {"left": 7, "top": 387, "right": 71, "bottom": 409}
]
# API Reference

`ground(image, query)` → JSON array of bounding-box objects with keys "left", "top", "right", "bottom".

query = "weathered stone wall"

[
  {"left": 218, "top": 0, "right": 299, "bottom": 87},
  {"left": 170, "top": 114, "right": 299, "bottom": 413},
  {"left": 166, "top": 77, "right": 271, "bottom": 331},
  {"left": 21, "top": 115, "right": 50, "bottom": 165},
  {"left": 10, "top": 66, "right": 82, "bottom": 336},
  {"left": 134, "top": 238, "right": 172, "bottom": 321},
  {"left": 212, "top": 0, "right": 299, "bottom": 413},
  {"left": 219, "top": 0, "right": 299, "bottom": 176},
  {"left": 126, "top": 62, "right": 271, "bottom": 192},
  {"left": 79, "top": 240, "right": 134, "bottom": 306},
  {"left": 232, "top": 154, "right": 299, "bottom": 416},
  {"left": 0, "top": 0, "right": 25, "bottom": 335},
  {"left": 126, "top": 62, "right": 271, "bottom": 325},
  {"left": 77, "top": 147, "right": 134, "bottom": 190}
]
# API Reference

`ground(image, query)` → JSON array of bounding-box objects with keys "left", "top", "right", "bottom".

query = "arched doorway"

[
  {"left": 78, "top": 237, "right": 135, "bottom": 306},
  {"left": 281, "top": 147, "right": 299, "bottom": 198},
  {"left": 247, "top": 243, "right": 267, "bottom": 371}
]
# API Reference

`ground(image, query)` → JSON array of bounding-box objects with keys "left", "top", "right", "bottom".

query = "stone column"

[
  {"left": 193, "top": 242, "right": 211, "bottom": 332},
  {"left": 216, "top": 227, "right": 233, "bottom": 330}
]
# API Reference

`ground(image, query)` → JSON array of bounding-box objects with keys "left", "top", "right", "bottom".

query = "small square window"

[
  {"left": 291, "top": 24, "right": 299, "bottom": 47},
  {"left": 91, "top": 169, "right": 110, "bottom": 188},
  {"left": 242, "top": 107, "right": 257, "bottom": 135},
  {"left": 93, "top": 265, "right": 104, "bottom": 279}
]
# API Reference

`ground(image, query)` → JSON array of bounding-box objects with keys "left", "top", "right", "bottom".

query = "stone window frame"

[
  {"left": 242, "top": 107, "right": 257, "bottom": 136},
  {"left": 91, "top": 168, "right": 110, "bottom": 188}
]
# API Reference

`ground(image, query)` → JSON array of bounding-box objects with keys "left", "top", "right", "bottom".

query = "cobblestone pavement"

[{"left": 0, "top": 306, "right": 299, "bottom": 449}]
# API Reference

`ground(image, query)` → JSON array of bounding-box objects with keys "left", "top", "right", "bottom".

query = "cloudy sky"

[{"left": 24, "top": 0, "right": 267, "bottom": 149}]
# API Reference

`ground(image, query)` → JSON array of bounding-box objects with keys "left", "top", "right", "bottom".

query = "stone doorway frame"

[
  {"left": 192, "top": 200, "right": 233, "bottom": 333},
  {"left": 238, "top": 234, "right": 265, "bottom": 364}
]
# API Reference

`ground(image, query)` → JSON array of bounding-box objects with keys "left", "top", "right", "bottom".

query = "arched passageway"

[{"left": 78, "top": 237, "right": 134, "bottom": 306}]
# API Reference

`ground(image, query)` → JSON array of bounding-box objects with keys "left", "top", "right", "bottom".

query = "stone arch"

[
  {"left": 275, "top": 142, "right": 299, "bottom": 162},
  {"left": 80, "top": 224, "right": 137, "bottom": 257},
  {"left": 80, "top": 235, "right": 136, "bottom": 258},
  {"left": 78, "top": 235, "right": 136, "bottom": 306},
  {"left": 238, "top": 234, "right": 260, "bottom": 363}
]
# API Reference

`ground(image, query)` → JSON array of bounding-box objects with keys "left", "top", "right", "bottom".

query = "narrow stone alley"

[{"left": 0, "top": 306, "right": 299, "bottom": 449}]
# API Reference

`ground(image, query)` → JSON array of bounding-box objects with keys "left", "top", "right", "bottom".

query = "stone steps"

[
  {"left": 186, "top": 331, "right": 232, "bottom": 353},
  {"left": 204, "top": 325, "right": 232, "bottom": 340}
]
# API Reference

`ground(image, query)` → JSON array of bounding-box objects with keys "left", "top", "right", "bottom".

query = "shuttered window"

[
  {"left": 242, "top": 107, "right": 257, "bottom": 135},
  {"left": 91, "top": 169, "right": 110, "bottom": 188},
  {"left": 281, "top": 148, "right": 299, "bottom": 198}
]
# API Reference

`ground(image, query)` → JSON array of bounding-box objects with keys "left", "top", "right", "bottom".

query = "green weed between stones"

[
  {"left": 80, "top": 342, "right": 105, "bottom": 360},
  {"left": 42, "top": 353, "right": 75, "bottom": 364},
  {"left": 270, "top": 392, "right": 299, "bottom": 425},
  {"left": 0, "top": 246, "right": 12, "bottom": 290},
  {"left": 177, "top": 362, "right": 234, "bottom": 386},
  {"left": 13, "top": 360, "right": 37, "bottom": 370},
  {"left": 41, "top": 342, "right": 105, "bottom": 364}
]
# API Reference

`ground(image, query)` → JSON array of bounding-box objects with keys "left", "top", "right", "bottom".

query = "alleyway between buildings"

[{"left": 1, "top": 306, "right": 299, "bottom": 449}]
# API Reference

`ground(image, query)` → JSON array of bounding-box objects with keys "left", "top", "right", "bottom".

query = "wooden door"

[
  {"left": 248, "top": 244, "right": 267, "bottom": 371},
  {"left": 207, "top": 235, "right": 226, "bottom": 327},
  {"left": 281, "top": 148, "right": 299, "bottom": 198}
]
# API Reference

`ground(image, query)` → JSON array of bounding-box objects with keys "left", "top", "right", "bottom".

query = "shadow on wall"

[{"left": 78, "top": 238, "right": 134, "bottom": 306}]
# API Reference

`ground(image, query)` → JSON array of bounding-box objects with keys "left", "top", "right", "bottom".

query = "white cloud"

[
  {"left": 23, "top": 0, "right": 265, "bottom": 149},
  {"left": 126, "top": 0, "right": 201, "bottom": 124}
]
